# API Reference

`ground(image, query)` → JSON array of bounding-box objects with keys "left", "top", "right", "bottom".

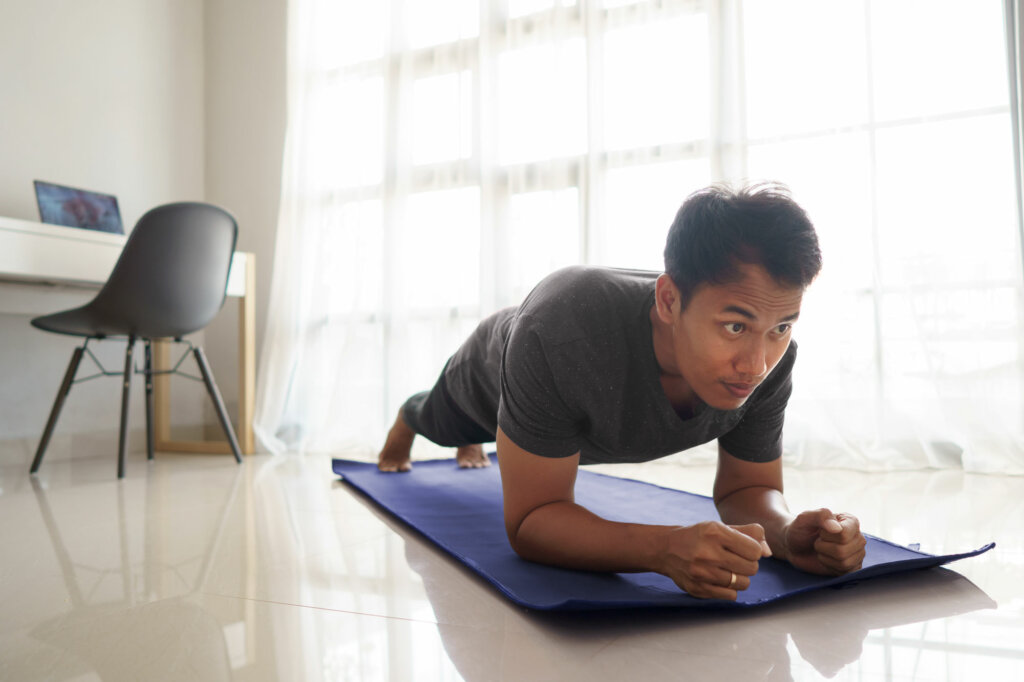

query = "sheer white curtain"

[{"left": 256, "top": 0, "right": 1024, "bottom": 473}]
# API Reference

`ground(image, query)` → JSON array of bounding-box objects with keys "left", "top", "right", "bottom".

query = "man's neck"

[{"left": 649, "top": 304, "right": 698, "bottom": 417}]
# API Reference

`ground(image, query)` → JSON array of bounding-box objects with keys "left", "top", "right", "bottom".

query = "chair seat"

[
  {"left": 32, "top": 305, "right": 126, "bottom": 338},
  {"left": 31, "top": 304, "right": 194, "bottom": 339}
]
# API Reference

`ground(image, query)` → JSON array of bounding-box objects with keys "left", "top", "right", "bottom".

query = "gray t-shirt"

[{"left": 445, "top": 266, "right": 795, "bottom": 465}]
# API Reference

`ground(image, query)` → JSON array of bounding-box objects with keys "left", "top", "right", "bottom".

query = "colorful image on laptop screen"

[{"left": 34, "top": 180, "right": 124, "bottom": 234}]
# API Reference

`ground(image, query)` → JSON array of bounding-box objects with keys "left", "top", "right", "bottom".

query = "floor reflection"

[
  {"left": 23, "top": 465, "right": 244, "bottom": 681},
  {"left": 6, "top": 454, "right": 1014, "bottom": 682}
]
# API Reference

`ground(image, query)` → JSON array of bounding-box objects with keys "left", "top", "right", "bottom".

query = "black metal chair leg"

[
  {"left": 144, "top": 340, "right": 155, "bottom": 461},
  {"left": 31, "top": 346, "right": 86, "bottom": 474},
  {"left": 192, "top": 347, "right": 243, "bottom": 463},
  {"left": 117, "top": 336, "right": 136, "bottom": 479}
]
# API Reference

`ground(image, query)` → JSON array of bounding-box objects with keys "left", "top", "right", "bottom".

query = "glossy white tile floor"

[{"left": 1, "top": 449, "right": 1021, "bottom": 682}]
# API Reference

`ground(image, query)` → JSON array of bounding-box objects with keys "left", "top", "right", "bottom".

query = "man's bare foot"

[
  {"left": 456, "top": 443, "right": 491, "bottom": 469},
  {"left": 378, "top": 411, "right": 415, "bottom": 472}
]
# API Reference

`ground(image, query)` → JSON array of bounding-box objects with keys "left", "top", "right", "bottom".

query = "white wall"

[
  {"left": 201, "top": 0, "right": 287, "bottom": 437},
  {"left": 0, "top": 0, "right": 282, "bottom": 465},
  {"left": 0, "top": 0, "right": 206, "bottom": 224}
]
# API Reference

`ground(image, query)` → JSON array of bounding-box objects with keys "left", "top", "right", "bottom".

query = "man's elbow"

[
  {"left": 503, "top": 505, "right": 555, "bottom": 561},
  {"left": 503, "top": 514, "right": 531, "bottom": 558},
  {"left": 505, "top": 531, "right": 527, "bottom": 558},
  {"left": 714, "top": 483, "right": 783, "bottom": 508}
]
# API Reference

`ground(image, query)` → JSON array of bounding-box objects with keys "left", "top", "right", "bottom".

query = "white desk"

[{"left": 0, "top": 215, "right": 256, "bottom": 455}]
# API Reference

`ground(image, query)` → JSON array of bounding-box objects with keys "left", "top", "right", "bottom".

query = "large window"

[{"left": 258, "top": 0, "right": 1023, "bottom": 472}]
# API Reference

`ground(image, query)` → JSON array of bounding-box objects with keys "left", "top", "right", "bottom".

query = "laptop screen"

[{"left": 34, "top": 180, "right": 124, "bottom": 235}]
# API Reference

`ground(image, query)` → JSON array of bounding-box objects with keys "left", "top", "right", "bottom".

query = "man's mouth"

[{"left": 722, "top": 381, "right": 757, "bottom": 399}]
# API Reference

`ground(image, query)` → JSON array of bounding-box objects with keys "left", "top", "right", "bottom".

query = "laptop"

[{"left": 34, "top": 180, "right": 124, "bottom": 235}]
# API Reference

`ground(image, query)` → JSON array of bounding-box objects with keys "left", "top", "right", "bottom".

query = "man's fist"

[{"left": 783, "top": 509, "right": 866, "bottom": 575}]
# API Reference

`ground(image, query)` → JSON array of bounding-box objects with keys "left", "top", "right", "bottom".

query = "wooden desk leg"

[
  {"left": 152, "top": 252, "right": 256, "bottom": 455},
  {"left": 153, "top": 339, "right": 171, "bottom": 443},
  {"left": 238, "top": 253, "right": 256, "bottom": 454},
  {"left": 155, "top": 337, "right": 232, "bottom": 454}
]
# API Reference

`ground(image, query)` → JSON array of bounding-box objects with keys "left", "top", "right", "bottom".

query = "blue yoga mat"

[{"left": 332, "top": 456, "right": 994, "bottom": 611}]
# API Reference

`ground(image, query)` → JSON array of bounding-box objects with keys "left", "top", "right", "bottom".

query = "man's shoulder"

[
  {"left": 532, "top": 264, "right": 659, "bottom": 292},
  {"left": 500, "top": 267, "right": 656, "bottom": 382},
  {"left": 519, "top": 266, "right": 658, "bottom": 321}
]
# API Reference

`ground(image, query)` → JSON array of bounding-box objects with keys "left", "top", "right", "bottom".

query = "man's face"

[{"left": 658, "top": 263, "right": 804, "bottom": 411}]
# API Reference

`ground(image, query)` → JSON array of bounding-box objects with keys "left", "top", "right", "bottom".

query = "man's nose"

[{"left": 735, "top": 337, "right": 767, "bottom": 378}]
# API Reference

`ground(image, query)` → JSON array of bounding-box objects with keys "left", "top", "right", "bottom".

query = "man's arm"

[
  {"left": 497, "top": 427, "right": 770, "bottom": 599},
  {"left": 713, "top": 444, "right": 866, "bottom": 575}
]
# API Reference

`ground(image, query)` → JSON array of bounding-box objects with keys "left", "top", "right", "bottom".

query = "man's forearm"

[
  {"left": 715, "top": 486, "right": 795, "bottom": 561},
  {"left": 511, "top": 499, "right": 672, "bottom": 574}
]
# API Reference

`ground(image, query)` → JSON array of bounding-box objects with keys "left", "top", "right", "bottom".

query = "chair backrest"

[{"left": 89, "top": 202, "right": 238, "bottom": 338}]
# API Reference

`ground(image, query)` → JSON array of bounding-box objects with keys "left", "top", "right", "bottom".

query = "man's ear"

[{"left": 655, "top": 274, "right": 680, "bottom": 324}]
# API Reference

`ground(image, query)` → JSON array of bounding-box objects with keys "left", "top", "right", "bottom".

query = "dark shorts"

[{"left": 401, "top": 362, "right": 496, "bottom": 447}]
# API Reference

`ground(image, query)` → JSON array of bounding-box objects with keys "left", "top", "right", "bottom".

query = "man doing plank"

[{"left": 377, "top": 183, "right": 866, "bottom": 600}]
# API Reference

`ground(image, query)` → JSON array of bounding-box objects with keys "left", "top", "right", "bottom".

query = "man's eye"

[
  {"left": 725, "top": 323, "right": 745, "bottom": 335},
  {"left": 775, "top": 323, "right": 792, "bottom": 335}
]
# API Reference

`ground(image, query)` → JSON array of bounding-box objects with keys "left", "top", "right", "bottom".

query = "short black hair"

[{"left": 663, "top": 182, "right": 822, "bottom": 309}]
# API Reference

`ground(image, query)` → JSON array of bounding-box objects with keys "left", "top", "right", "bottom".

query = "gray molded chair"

[{"left": 30, "top": 202, "right": 243, "bottom": 478}]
